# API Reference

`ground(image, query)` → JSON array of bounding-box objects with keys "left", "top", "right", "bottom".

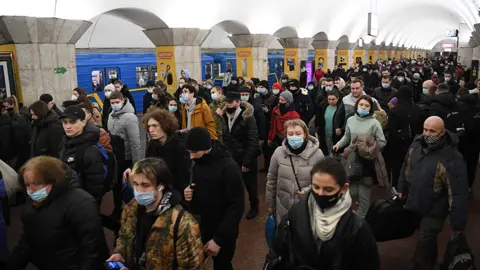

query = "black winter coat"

[
  {"left": 292, "top": 89, "right": 314, "bottom": 124},
  {"left": 120, "top": 85, "right": 136, "bottom": 113},
  {"left": 457, "top": 94, "right": 480, "bottom": 148},
  {"left": 7, "top": 110, "right": 28, "bottom": 126},
  {"left": 446, "top": 79, "right": 460, "bottom": 95},
  {"left": 145, "top": 133, "right": 191, "bottom": 193},
  {"left": 102, "top": 98, "right": 111, "bottom": 129},
  {"left": 388, "top": 100, "right": 426, "bottom": 152},
  {"left": 222, "top": 102, "right": 260, "bottom": 168},
  {"left": 143, "top": 92, "right": 154, "bottom": 114},
  {"left": 259, "top": 92, "right": 279, "bottom": 137},
  {"left": 7, "top": 170, "right": 108, "bottom": 270},
  {"left": 190, "top": 142, "right": 245, "bottom": 247},
  {"left": 363, "top": 72, "right": 379, "bottom": 92},
  {"left": 30, "top": 111, "right": 64, "bottom": 158},
  {"left": 429, "top": 92, "right": 456, "bottom": 120},
  {"left": 59, "top": 124, "right": 105, "bottom": 203},
  {"left": 250, "top": 97, "right": 267, "bottom": 141},
  {"left": 372, "top": 86, "right": 398, "bottom": 113},
  {"left": 398, "top": 132, "right": 469, "bottom": 230},
  {"left": 411, "top": 80, "right": 423, "bottom": 104},
  {"left": 0, "top": 114, "right": 12, "bottom": 161},
  {"left": 267, "top": 194, "right": 380, "bottom": 270}
]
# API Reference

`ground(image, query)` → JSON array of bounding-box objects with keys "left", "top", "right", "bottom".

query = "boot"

[{"left": 246, "top": 207, "right": 259, "bottom": 220}]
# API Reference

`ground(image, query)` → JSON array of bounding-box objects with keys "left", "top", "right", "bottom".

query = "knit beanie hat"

[
  {"left": 280, "top": 90, "right": 294, "bottom": 104},
  {"left": 186, "top": 127, "right": 212, "bottom": 151},
  {"left": 258, "top": 80, "right": 269, "bottom": 89},
  {"left": 289, "top": 79, "right": 300, "bottom": 89},
  {"left": 272, "top": 82, "right": 283, "bottom": 91}
]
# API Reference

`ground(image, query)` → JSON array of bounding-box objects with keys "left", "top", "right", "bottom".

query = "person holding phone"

[
  {"left": 107, "top": 158, "right": 204, "bottom": 270},
  {"left": 266, "top": 119, "right": 324, "bottom": 224}
]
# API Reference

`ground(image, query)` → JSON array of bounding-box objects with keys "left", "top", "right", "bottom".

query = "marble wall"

[
  {"left": 174, "top": 45, "right": 203, "bottom": 83},
  {"left": 252, "top": 47, "right": 269, "bottom": 81},
  {"left": 15, "top": 43, "right": 78, "bottom": 105}
]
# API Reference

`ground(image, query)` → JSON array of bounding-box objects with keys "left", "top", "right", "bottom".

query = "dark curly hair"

[{"left": 141, "top": 108, "right": 179, "bottom": 136}]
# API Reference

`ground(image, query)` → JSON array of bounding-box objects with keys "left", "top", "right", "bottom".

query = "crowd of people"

[{"left": 0, "top": 54, "right": 476, "bottom": 270}]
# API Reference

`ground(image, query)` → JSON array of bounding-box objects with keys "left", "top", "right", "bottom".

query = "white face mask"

[
  {"left": 71, "top": 95, "right": 78, "bottom": 101},
  {"left": 272, "top": 89, "right": 280, "bottom": 95},
  {"left": 240, "top": 95, "right": 249, "bottom": 102},
  {"left": 147, "top": 88, "right": 153, "bottom": 94},
  {"left": 105, "top": 91, "right": 112, "bottom": 98}
]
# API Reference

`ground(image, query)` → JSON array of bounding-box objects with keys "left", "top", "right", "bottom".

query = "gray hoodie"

[{"left": 107, "top": 99, "right": 141, "bottom": 163}]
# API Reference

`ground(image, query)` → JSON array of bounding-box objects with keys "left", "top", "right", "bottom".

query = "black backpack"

[
  {"left": 396, "top": 114, "right": 412, "bottom": 141},
  {"left": 445, "top": 111, "right": 466, "bottom": 138},
  {"left": 75, "top": 143, "right": 118, "bottom": 193},
  {"left": 5, "top": 122, "right": 30, "bottom": 160}
]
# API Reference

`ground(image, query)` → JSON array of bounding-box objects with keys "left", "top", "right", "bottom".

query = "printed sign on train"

[
  {"left": 315, "top": 49, "right": 328, "bottom": 71},
  {"left": 284, "top": 48, "right": 299, "bottom": 79}
]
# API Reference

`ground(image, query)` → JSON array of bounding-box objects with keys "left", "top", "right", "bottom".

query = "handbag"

[
  {"left": 345, "top": 150, "right": 363, "bottom": 182},
  {"left": 441, "top": 233, "right": 477, "bottom": 270},
  {"left": 265, "top": 213, "right": 277, "bottom": 248}
]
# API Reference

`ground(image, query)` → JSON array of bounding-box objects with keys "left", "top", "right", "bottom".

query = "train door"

[
  {"left": 205, "top": 62, "right": 213, "bottom": 80},
  {"left": 91, "top": 67, "right": 120, "bottom": 92},
  {"left": 0, "top": 53, "right": 16, "bottom": 99}
]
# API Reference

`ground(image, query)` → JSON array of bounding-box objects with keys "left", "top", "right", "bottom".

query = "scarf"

[
  {"left": 227, "top": 107, "right": 242, "bottom": 132},
  {"left": 309, "top": 190, "right": 352, "bottom": 242}
]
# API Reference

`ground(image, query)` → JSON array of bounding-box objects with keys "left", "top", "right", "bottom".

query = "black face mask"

[
  {"left": 6, "top": 108, "right": 13, "bottom": 112},
  {"left": 226, "top": 107, "right": 236, "bottom": 114},
  {"left": 192, "top": 153, "right": 212, "bottom": 165},
  {"left": 279, "top": 103, "right": 289, "bottom": 115},
  {"left": 312, "top": 189, "right": 343, "bottom": 211}
]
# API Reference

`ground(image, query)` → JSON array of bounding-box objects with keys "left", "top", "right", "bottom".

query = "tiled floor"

[{"left": 7, "top": 171, "right": 480, "bottom": 269}]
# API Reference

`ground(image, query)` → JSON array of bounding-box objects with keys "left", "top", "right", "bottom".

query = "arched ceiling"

[{"left": 1, "top": 0, "right": 479, "bottom": 50}]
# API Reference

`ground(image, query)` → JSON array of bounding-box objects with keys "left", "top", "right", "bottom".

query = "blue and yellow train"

[{"left": 77, "top": 51, "right": 315, "bottom": 112}]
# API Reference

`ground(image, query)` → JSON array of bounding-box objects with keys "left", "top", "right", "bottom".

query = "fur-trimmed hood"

[{"left": 240, "top": 101, "right": 254, "bottom": 120}]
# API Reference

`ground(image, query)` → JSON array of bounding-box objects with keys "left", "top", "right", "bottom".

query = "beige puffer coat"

[{"left": 266, "top": 136, "right": 324, "bottom": 224}]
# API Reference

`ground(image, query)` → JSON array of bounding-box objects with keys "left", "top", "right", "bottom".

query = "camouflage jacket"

[
  {"left": 209, "top": 96, "right": 226, "bottom": 140},
  {"left": 114, "top": 200, "right": 205, "bottom": 270}
]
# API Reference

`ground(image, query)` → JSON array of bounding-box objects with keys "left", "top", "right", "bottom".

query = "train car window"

[
  {"left": 91, "top": 70, "right": 104, "bottom": 93},
  {"left": 107, "top": 68, "right": 119, "bottom": 84},
  {"left": 150, "top": 66, "right": 158, "bottom": 81},
  {"left": 226, "top": 60, "right": 233, "bottom": 72},
  {"left": 205, "top": 62, "right": 213, "bottom": 80},
  {"left": 213, "top": 63, "right": 221, "bottom": 79},
  {"left": 136, "top": 66, "right": 149, "bottom": 88}
]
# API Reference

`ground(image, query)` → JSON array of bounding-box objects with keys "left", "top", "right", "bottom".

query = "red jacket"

[
  {"left": 268, "top": 107, "right": 301, "bottom": 141},
  {"left": 314, "top": 69, "right": 325, "bottom": 82}
]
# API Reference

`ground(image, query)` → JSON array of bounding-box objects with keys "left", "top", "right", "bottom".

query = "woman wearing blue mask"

[
  {"left": 266, "top": 119, "right": 324, "bottom": 224},
  {"left": 333, "top": 95, "right": 386, "bottom": 218},
  {"left": 8, "top": 156, "right": 109, "bottom": 270},
  {"left": 108, "top": 158, "right": 204, "bottom": 270}
]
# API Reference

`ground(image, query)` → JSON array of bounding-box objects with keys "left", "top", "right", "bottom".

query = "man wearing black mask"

[
  {"left": 184, "top": 127, "right": 245, "bottom": 270},
  {"left": 288, "top": 79, "right": 314, "bottom": 123}
]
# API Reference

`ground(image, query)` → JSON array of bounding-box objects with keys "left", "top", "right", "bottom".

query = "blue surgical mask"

[
  {"left": 151, "top": 94, "right": 156, "bottom": 100},
  {"left": 240, "top": 95, "right": 249, "bottom": 102},
  {"left": 357, "top": 108, "right": 370, "bottom": 117},
  {"left": 257, "top": 87, "right": 267, "bottom": 94},
  {"left": 178, "top": 83, "right": 184, "bottom": 88},
  {"left": 111, "top": 104, "right": 123, "bottom": 112},
  {"left": 287, "top": 136, "right": 304, "bottom": 149},
  {"left": 205, "top": 85, "right": 212, "bottom": 90},
  {"left": 181, "top": 93, "right": 189, "bottom": 102},
  {"left": 134, "top": 189, "right": 156, "bottom": 206},
  {"left": 211, "top": 93, "right": 219, "bottom": 100},
  {"left": 27, "top": 187, "right": 48, "bottom": 202},
  {"left": 307, "top": 85, "right": 314, "bottom": 90},
  {"left": 272, "top": 89, "right": 280, "bottom": 95},
  {"left": 168, "top": 105, "right": 178, "bottom": 112},
  {"left": 423, "top": 88, "right": 429, "bottom": 95},
  {"left": 382, "top": 83, "right": 390, "bottom": 88}
]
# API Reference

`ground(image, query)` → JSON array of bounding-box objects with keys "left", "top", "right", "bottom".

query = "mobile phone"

[{"left": 104, "top": 261, "right": 126, "bottom": 270}]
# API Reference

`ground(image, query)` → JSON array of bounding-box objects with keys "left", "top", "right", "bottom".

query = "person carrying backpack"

[{"left": 59, "top": 106, "right": 107, "bottom": 205}]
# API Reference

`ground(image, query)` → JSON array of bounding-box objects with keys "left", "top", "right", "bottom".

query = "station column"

[
  {"left": 278, "top": 38, "right": 313, "bottom": 80},
  {"left": 312, "top": 40, "right": 336, "bottom": 72},
  {"left": 143, "top": 28, "right": 210, "bottom": 93},
  {"left": 0, "top": 16, "right": 91, "bottom": 105},
  {"left": 229, "top": 34, "right": 274, "bottom": 80}
]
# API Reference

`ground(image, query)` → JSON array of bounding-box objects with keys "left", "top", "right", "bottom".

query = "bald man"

[{"left": 398, "top": 116, "right": 468, "bottom": 269}]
